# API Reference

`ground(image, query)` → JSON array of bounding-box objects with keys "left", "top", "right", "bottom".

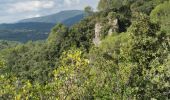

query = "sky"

[{"left": 0, "top": 0, "right": 100, "bottom": 23}]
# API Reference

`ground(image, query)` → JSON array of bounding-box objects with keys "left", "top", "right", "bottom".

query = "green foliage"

[
  {"left": 150, "top": 1, "right": 170, "bottom": 34},
  {"left": 97, "top": 0, "right": 168, "bottom": 15},
  {"left": 87, "top": 13, "right": 170, "bottom": 99},
  {"left": 0, "top": 40, "right": 20, "bottom": 51},
  {"left": 84, "top": 6, "right": 93, "bottom": 16},
  {"left": 88, "top": 33, "right": 134, "bottom": 99},
  {"left": 130, "top": 0, "right": 168, "bottom": 15},
  {"left": 3, "top": 42, "right": 52, "bottom": 83},
  {"left": 68, "top": 16, "right": 96, "bottom": 51},
  {"left": 0, "top": 71, "right": 46, "bottom": 99},
  {"left": 0, "top": 0, "right": 169, "bottom": 99},
  {"left": 0, "top": 59, "right": 4, "bottom": 68},
  {"left": 47, "top": 24, "right": 68, "bottom": 44},
  {"left": 52, "top": 49, "right": 90, "bottom": 99},
  {"left": 98, "top": 0, "right": 124, "bottom": 11},
  {"left": 47, "top": 24, "right": 68, "bottom": 58},
  {"left": 0, "top": 49, "right": 91, "bottom": 99},
  {"left": 127, "top": 13, "right": 170, "bottom": 99}
]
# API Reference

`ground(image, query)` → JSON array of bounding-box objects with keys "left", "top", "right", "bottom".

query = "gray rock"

[{"left": 93, "top": 23, "right": 102, "bottom": 46}]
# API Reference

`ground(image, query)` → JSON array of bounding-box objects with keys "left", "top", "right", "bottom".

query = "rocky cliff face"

[
  {"left": 93, "top": 23, "right": 102, "bottom": 46},
  {"left": 108, "top": 19, "right": 119, "bottom": 36},
  {"left": 93, "top": 18, "right": 119, "bottom": 46}
]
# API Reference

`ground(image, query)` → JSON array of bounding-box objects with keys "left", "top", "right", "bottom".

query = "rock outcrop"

[
  {"left": 93, "top": 23, "right": 102, "bottom": 46},
  {"left": 108, "top": 19, "right": 119, "bottom": 36},
  {"left": 93, "top": 18, "right": 119, "bottom": 46}
]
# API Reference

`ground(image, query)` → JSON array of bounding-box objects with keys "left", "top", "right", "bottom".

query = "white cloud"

[
  {"left": 7, "top": 1, "right": 55, "bottom": 13},
  {"left": 34, "top": 14, "right": 41, "bottom": 17},
  {"left": 27, "top": 14, "right": 41, "bottom": 18},
  {"left": 64, "top": 0, "right": 80, "bottom": 6}
]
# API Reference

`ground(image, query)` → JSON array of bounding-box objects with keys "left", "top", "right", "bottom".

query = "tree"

[
  {"left": 84, "top": 6, "right": 93, "bottom": 16},
  {"left": 130, "top": 0, "right": 168, "bottom": 15},
  {"left": 47, "top": 23, "right": 68, "bottom": 62},
  {"left": 128, "top": 13, "right": 170, "bottom": 99},
  {"left": 98, "top": 0, "right": 124, "bottom": 11},
  {"left": 88, "top": 32, "right": 135, "bottom": 99},
  {"left": 150, "top": 1, "right": 170, "bottom": 34},
  {"left": 87, "top": 13, "right": 170, "bottom": 99},
  {"left": 52, "top": 49, "right": 90, "bottom": 99},
  {"left": 0, "top": 60, "right": 4, "bottom": 68}
]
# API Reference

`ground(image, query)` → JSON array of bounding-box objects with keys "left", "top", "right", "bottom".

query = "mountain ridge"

[{"left": 19, "top": 10, "right": 85, "bottom": 24}]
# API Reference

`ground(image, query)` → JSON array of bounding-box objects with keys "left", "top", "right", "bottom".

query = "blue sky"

[{"left": 0, "top": 0, "right": 99, "bottom": 23}]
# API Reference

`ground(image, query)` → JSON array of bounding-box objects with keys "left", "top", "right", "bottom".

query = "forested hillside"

[
  {"left": 0, "top": 40, "right": 20, "bottom": 51},
  {"left": 0, "top": 0, "right": 170, "bottom": 99},
  {"left": 0, "top": 22, "right": 55, "bottom": 42}
]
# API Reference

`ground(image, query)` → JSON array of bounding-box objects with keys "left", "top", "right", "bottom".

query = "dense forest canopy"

[{"left": 0, "top": 0, "right": 170, "bottom": 99}]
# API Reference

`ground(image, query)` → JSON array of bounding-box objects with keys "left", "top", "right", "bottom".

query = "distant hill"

[
  {"left": 62, "top": 14, "right": 85, "bottom": 26},
  {"left": 19, "top": 10, "right": 85, "bottom": 25},
  {"left": 0, "top": 22, "right": 55, "bottom": 31},
  {"left": 0, "top": 10, "right": 85, "bottom": 42},
  {"left": 0, "top": 22, "right": 55, "bottom": 42}
]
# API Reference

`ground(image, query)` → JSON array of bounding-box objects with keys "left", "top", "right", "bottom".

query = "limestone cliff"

[
  {"left": 93, "top": 18, "right": 119, "bottom": 46},
  {"left": 93, "top": 23, "right": 102, "bottom": 46},
  {"left": 108, "top": 19, "right": 119, "bottom": 36}
]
